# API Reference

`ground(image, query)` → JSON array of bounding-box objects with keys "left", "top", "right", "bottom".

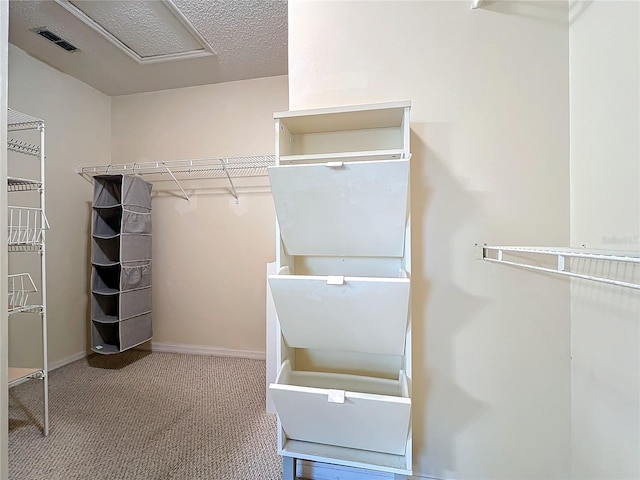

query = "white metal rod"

[
  {"left": 39, "top": 122, "right": 49, "bottom": 436},
  {"left": 483, "top": 257, "right": 640, "bottom": 290}
]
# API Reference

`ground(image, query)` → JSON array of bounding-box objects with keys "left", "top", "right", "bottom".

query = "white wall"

[
  {"left": 8, "top": 45, "right": 111, "bottom": 366},
  {"left": 569, "top": 2, "right": 640, "bottom": 479},
  {"left": 111, "top": 76, "right": 288, "bottom": 356},
  {"left": 6, "top": 50, "right": 287, "bottom": 362},
  {"left": 288, "top": 2, "right": 571, "bottom": 479},
  {"left": 1, "top": 1, "right": 9, "bottom": 476}
]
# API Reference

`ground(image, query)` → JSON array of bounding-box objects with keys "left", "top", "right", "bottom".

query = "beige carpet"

[{"left": 8, "top": 351, "right": 282, "bottom": 480}]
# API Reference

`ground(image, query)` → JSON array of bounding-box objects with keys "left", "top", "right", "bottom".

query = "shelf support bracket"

[
  {"left": 220, "top": 158, "right": 239, "bottom": 202},
  {"left": 557, "top": 255, "right": 565, "bottom": 272},
  {"left": 162, "top": 163, "right": 190, "bottom": 202},
  {"left": 471, "top": 0, "right": 483, "bottom": 8}
]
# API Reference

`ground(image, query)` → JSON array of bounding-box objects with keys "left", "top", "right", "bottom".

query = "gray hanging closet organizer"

[{"left": 90, "top": 174, "right": 153, "bottom": 354}]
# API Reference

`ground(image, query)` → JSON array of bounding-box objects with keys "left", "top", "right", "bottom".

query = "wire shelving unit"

[
  {"left": 6, "top": 107, "right": 49, "bottom": 436},
  {"left": 480, "top": 245, "right": 640, "bottom": 290},
  {"left": 76, "top": 155, "right": 275, "bottom": 202}
]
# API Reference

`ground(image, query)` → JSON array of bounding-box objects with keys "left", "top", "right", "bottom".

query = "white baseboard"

[
  {"left": 48, "top": 351, "right": 87, "bottom": 371},
  {"left": 151, "top": 341, "right": 265, "bottom": 360}
]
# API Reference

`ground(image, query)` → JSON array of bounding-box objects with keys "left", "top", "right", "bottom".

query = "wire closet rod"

[
  {"left": 76, "top": 155, "right": 275, "bottom": 202},
  {"left": 480, "top": 245, "right": 640, "bottom": 290}
]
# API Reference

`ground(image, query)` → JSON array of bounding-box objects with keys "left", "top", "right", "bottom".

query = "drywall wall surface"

[
  {"left": 8, "top": 44, "right": 111, "bottom": 366},
  {"left": 289, "top": 1, "right": 571, "bottom": 478},
  {"left": 569, "top": 2, "right": 640, "bottom": 478},
  {"left": 111, "top": 75, "right": 288, "bottom": 355}
]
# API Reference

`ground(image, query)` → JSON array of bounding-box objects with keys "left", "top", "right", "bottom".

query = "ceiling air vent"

[{"left": 31, "top": 27, "right": 79, "bottom": 52}]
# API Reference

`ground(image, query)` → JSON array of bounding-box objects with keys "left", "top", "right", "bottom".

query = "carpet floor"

[{"left": 8, "top": 351, "right": 282, "bottom": 480}]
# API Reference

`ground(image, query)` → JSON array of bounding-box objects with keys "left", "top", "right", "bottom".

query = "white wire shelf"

[
  {"left": 7, "top": 108, "right": 44, "bottom": 131},
  {"left": 480, "top": 245, "right": 640, "bottom": 290},
  {"left": 76, "top": 155, "right": 275, "bottom": 202},
  {"left": 8, "top": 206, "right": 50, "bottom": 249},
  {"left": 8, "top": 176, "right": 42, "bottom": 192},
  {"left": 8, "top": 368, "right": 45, "bottom": 386},
  {"left": 8, "top": 273, "right": 42, "bottom": 314}
]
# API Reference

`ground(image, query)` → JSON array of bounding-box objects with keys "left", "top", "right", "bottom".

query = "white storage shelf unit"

[{"left": 268, "top": 101, "right": 412, "bottom": 477}]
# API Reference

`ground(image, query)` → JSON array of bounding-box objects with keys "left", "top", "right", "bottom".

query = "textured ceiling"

[{"left": 8, "top": 0, "right": 288, "bottom": 96}]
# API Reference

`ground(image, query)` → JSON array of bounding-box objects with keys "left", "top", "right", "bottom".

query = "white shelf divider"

[{"left": 279, "top": 149, "right": 406, "bottom": 165}]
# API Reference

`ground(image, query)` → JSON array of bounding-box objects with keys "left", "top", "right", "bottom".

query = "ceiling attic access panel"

[{"left": 268, "top": 159, "right": 409, "bottom": 257}]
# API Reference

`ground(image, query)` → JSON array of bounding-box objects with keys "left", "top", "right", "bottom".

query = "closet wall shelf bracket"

[
  {"left": 471, "top": 0, "right": 483, "bottom": 9},
  {"left": 220, "top": 159, "right": 238, "bottom": 202},
  {"left": 162, "top": 163, "right": 190, "bottom": 202},
  {"left": 480, "top": 244, "right": 640, "bottom": 290}
]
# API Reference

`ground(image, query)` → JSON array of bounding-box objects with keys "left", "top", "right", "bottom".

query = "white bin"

[
  {"left": 270, "top": 360, "right": 411, "bottom": 455},
  {"left": 268, "top": 159, "right": 409, "bottom": 257},
  {"left": 269, "top": 269, "right": 410, "bottom": 355}
]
